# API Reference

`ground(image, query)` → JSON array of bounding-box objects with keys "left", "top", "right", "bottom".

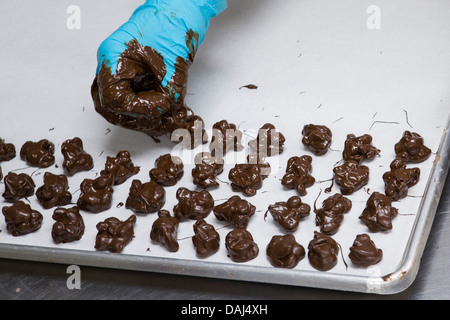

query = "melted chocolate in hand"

[
  {"left": 343, "top": 134, "right": 380, "bottom": 163},
  {"left": 125, "top": 179, "right": 165, "bottom": 214},
  {"left": 95, "top": 215, "right": 137, "bottom": 253},
  {"left": 2, "top": 172, "right": 35, "bottom": 202},
  {"left": 308, "top": 231, "right": 339, "bottom": 271},
  {"left": 150, "top": 210, "right": 180, "bottom": 252},
  {"left": 314, "top": 193, "right": 352, "bottom": 235},
  {"left": 2, "top": 201, "right": 43, "bottom": 236},
  {"left": 395, "top": 131, "right": 431, "bottom": 163},
  {"left": 225, "top": 228, "right": 259, "bottom": 263},
  {"left": 382, "top": 159, "right": 420, "bottom": 201},
  {"left": 61, "top": 137, "right": 94, "bottom": 176},
  {"left": 77, "top": 173, "right": 114, "bottom": 213},
  {"left": 52, "top": 206, "right": 85, "bottom": 244},
  {"left": 101, "top": 150, "right": 140, "bottom": 185},
  {"left": 173, "top": 187, "right": 214, "bottom": 221},
  {"left": 149, "top": 153, "right": 184, "bottom": 187},
  {"left": 359, "top": 192, "right": 398, "bottom": 232},
  {"left": 333, "top": 160, "right": 369, "bottom": 195},
  {"left": 281, "top": 155, "right": 315, "bottom": 196},
  {"left": 36, "top": 172, "right": 72, "bottom": 209},
  {"left": 20, "top": 139, "right": 55, "bottom": 168},
  {"left": 213, "top": 195, "right": 256, "bottom": 229},
  {"left": 192, "top": 219, "right": 220, "bottom": 257},
  {"left": 266, "top": 234, "right": 305, "bottom": 269},
  {"left": 348, "top": 234, "right": 383, "bottom": 267},
  {"left": 302, "top": 124, "right": 332, "bottom": 156},
  {"left": 0, "top": 138, "right": 16, "bottom": 162},
  {"left": 266, "top": 196, "right": 310, "bottom": 232}
]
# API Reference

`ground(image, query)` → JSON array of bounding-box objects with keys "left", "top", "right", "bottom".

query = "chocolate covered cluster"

[
  {"left": 192, "top": 152, "right": 224, "bottom": 189},
  {"left": 248, "top": 123, "right": 285, "bottom": 157},
  {"left": 95, "top": 215, "right": 137, "bottom": 253},
  {"left": 281, "top": 155, "right": 315, "bottom": 196},
  {"left": 225, "top": 228, "right": 259, "bottom": 263},
  {"left": 333, "top": 160, "right": 369, "bottom": 195},
  {"left": 36, "top": 172, "right": 72, "bottom": 209},
  {"left": 125, "top": 179, "right": 165, "bottom": 214},
  {"left": 192, "top": 219, "right": 220, "bottom": 257},
  {"left": 382, "top": 159, "right": 420, "bottom": 201},
  {"left": 228, "top": 163, "right": 266, "bottom": 196},
  {"left": 266, "top": 234, "right": 305, "bottom": 269},
  {"left": 342, "top": 134, "right": 380, "bottom": 163},
  {"left": 348, "top": 234, "right": 383, "bottom": 267},
  {"left": 77, "top": 173, "right": 114, "bottom": 213},
  {"left": 314, "top": 193, "right": 352, "bottom": 235},
  {"left": 302, "top": 124, "right": 332, "bottom": 156},
  {"left": 209, "top": 120, "right": 243, "bottom": 157},
  {"left": 149, "top": 153, "right": 184, "bottom": 186},
  {"left": 173, "top": 187, "right": 214, "bottom": 221},
  {"left": 101, "top": 150, "right": 140, "bottom": 185},
  {"left": 150, "top": 210, "right": 180, "bottom": 252},
  {"left": 359, "top": 192, "right": 398, "bottom": 232},
  {"left": 394, "top": 131, "right": 431, "bottom": 163},
  {"left": 2, "top": 201, "right": 43, "bottom": 236},
  {"left": 308, "top": 231, "right": 339, "bottom": 271},
  {"left": 213, "top": 195, "right": 256, "bottom": 229},
  {"left": 2, "top": 172, "right": 35, "bottom": 202},
  {"left": 0, "top": 138, "right": 16, "bottom": 162},
  {"left": 266, "top": 196, "right": 310, "bottom": 232},
  {"left": 61, "top": 137, "right": 94, "bottom": 176},
  {"left": 20, "top": 139, "right": 55, "bottom": 168},
  {"left": 52, "top": 206, "right": 85, "bottom": 244}
]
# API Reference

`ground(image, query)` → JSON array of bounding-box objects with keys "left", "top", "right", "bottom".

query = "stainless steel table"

[{"left": 0, "top": 170, "right": 448, "bottom": 300}]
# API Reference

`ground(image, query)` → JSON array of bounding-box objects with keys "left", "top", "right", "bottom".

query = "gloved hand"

[{"left": 91, "top": 0, "right": 227, "bottom": 135}]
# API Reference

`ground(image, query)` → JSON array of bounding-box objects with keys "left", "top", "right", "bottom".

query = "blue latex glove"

[{"left": 92, "top": 0, "right": 227, "bottom": 133}]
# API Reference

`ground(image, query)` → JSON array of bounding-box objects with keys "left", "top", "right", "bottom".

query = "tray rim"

[{"left": 0, "top": 116, "right": 448, "bottom": 295}]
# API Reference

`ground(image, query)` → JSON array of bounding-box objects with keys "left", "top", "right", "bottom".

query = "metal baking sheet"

[{"left": 0, "top": 0, "right": 449, "bottom": 294}]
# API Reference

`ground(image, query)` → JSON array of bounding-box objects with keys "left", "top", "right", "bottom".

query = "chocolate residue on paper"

[{"left": 239, "top": 84, "right": 258, "bottom": 90}]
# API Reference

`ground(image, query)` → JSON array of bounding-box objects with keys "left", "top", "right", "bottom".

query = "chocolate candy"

[
  {"left": 52, "top": 206, "right": 85, "bottom": 244},
  {"left": 281, "top": 155, "right": 315, "bottom": 196},
  {"left": 248, "top": 123, "right": 285, "bottom": 157},
  {"left": 348, "top": 234, "right": 383, "bottom": 267},
  {"left": 61, "top": 137, "right": 94, "bottom": 176},
  {"left": 2, "top": 201, "right": 43, "bottom": 236},
  {"left": 192, "top": 219, "right": 220, "bottom": 257},
  {"left": 209, "top": 120, "right": 244, "bottom": 157},
  {"left": 308, "top": 231, "right": 339, "bottom": 271},
  {"left": 2, "top": 172, "right": 35, "bottom": 202},
  {"left": 225, "top": 228, "right": 259, "bottom": 263},
  {"left": 125, "top": 179, "right": 165, "bottom": 214},
  {"left": 173, "top": 187, "right": 214, "bottom": 221},
  {"left": 301, "top": 124, "right": 332, "bottom": 156},
  {"left": 314, "top": 193, "right": 352, "bottom": 235},
  {"left": 192, "top": 152, "right": 224, "bottom": 189},
  {"left": 228, "top": 163, "right": 265, "bottom": 196},
  {"left": 266, "top": 196, "right": 310, "bottom": 232},
  {"left": 95, "top": 215, "right": 137, "bottom": 253},
  {"left": 343, "top": 134, "right": 380, "bottom": 163},
  {"left": 101, "top": 150, "right": 140, "bottom": 185},
  {"left": 149, "top": 153, "right": 184, "bottom": 186},
  {"left": 36, "top": 172, "right": 72, "bottom": 209},
  {"left": 382, "top": 159, "right": 420, "bottom": 201},
  {"left": 0, "top": 138, "right": 16, "bottom": 162},
  {"left": 359, "top": 192, "right": 399, "bottom": 232},
  {"left": 77, "top": 173, "right": 114, "bottom": 213},
  {"left": 395, "top": 131, "right": 431, "bottom": 163},
  {"left": 20, "top": 139, "right": 55, "bottom": 168},
  {"left": 213, "top": 195, "right": 256, "bottom": 229},
  {"left": 266, "top": 234, "right": 305, "bottom": 269},
  {"left": 333, "top": 160, "right": 369, "bottom": 195},
  {"left": 162, "top": 105, "right": 208, "bottom": 149},
  {"left": 150, "top": 210, "right": 179, "bottom": 252}
]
